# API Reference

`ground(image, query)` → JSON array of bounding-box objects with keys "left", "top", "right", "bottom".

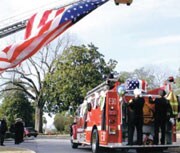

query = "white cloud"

[
  {"left": 139, "top": 35, "right": 180, "bottom": 47},
  {"left": 134, "top": 0, "right": 180, "bottom": 17},
  {"left": 70, "top": 0, "right": 180, "bottom": 41},
  {"left": 117, "top": 55, "right": 180, "bottom": 73}
]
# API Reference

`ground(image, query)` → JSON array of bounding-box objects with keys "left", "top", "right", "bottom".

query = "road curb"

[
  {"left": 38, "top": 134, "right": 70, "bottom": 139},
  {"left": 0, "top": 146, "right": 36, "bottom": 153}
]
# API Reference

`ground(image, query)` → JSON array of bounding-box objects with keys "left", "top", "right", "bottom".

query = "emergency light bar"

[
  {"left": 114, "top": 0, "right": 133, "bottom": 5},
  {"left": 86, "top": 79, "right": 118, "bottom": 98}
]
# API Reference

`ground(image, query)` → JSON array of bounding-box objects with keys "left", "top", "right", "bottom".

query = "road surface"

[{"left": 4, "top": 136, "right": 180, "bottom": 153}]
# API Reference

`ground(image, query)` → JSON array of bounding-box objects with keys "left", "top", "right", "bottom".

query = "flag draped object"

[
  {"left": 0, "top": 0, "right": 109, "bottom": 73},
  {"left": 125, "top": 78, "right": 148, "bottom": 92}
]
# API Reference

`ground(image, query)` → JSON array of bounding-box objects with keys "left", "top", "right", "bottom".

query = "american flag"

[
  {"left": 125, "top": 79, "right": 148, "bottom": 92},
  {"left": 0, "top": 0, "right": 109, "bottom": 73}
]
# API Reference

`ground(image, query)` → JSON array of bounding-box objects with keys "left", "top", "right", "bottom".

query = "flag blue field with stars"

[{"left": 60, "top": 0, "right": 109, "bottom": 24}]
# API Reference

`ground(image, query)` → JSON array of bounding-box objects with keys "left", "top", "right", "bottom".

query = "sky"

[
  {"left": 0, "top": 0, "right": 180, "bottom": 74},
  {"left": 0, "top": 0, "right": 180, "bottom": 127}
]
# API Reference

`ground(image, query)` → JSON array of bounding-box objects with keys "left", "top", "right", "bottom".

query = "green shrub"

[
  {"left": 176, "top": 121, "right": 180, "bottom": 131},
  {"left": 54, "top": 113, "right": 73, "bottom": 134}
]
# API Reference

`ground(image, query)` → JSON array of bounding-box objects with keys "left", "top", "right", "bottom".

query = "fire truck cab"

[{"left": 70, "top": 78, "right": 179, "bottom": 153}]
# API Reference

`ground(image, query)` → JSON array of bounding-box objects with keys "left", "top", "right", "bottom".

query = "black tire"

[
  {"left": 91, "top": 128, "right": 100, "bottom": 153},
  {"left": 71, "top": 138, "right": 78, "bottom": 149}
]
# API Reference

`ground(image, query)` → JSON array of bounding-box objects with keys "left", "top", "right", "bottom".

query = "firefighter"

[
  {"left": 127, "top": 88, "right": 145, "bottom": 145},
  {"left": 165, "top": 94, "right": 174, "bottom": 144},
  {"left": 149, "top": 89, "right": 171, "bottom": 145}
]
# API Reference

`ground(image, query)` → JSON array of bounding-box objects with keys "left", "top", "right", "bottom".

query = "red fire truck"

[{"left": 70, "top": 78, "right": 179, "bottom": 153}]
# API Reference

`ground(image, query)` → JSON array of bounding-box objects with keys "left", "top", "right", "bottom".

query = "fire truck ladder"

[
  {"left": 0, "top": 0, "right": 132, "bottom": 39},
  {"left": 86, "top": 78, "right": 118, "bottom": 98},
  {"left": 0, "top": 0, "right": 82, "bottom": 39},
  {"left": 0, "top": 20, "right": 28, "bottom": 38}
]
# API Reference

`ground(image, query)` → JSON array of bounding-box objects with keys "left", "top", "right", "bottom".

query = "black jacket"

[
  {"left": 154, "top": 97, "right": 172, "bottom": 121},
  {"left": 0, "top": 119, "right": 8, "bottom": 134},
  {"left": 128, "top": 97, "right": 145, "bottom": 119}
]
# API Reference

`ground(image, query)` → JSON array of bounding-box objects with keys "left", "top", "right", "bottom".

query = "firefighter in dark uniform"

[
  {"left": 127, "top": 88, "right": 145, "bottom": 145},
  {"left": 150, "top": 89, "right": 171, "bottom": 145}
]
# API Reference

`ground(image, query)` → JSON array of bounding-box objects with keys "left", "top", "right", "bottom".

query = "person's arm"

[
  {"left": 128, "top": 98, "right": 134, "bottom": 107},
  {"left": 167, "top": 99, "right": 175, "bottom": 124},
  {"left": 167, "top": 100, "right": 173, "bottom": 118}
]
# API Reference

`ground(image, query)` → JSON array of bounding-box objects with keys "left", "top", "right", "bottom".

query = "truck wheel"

[
  {"left": 91, "top": 129, "right": 100, "bottom": 153},
  {"left": 71, "top": 138, "right": 78, "bottom": 149}
]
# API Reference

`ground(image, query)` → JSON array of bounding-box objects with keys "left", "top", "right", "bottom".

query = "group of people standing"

[
  {"left": 127, "top": 88, "right": 173, "bottom": 145},
  {"left": 0, "top": 117, "right": 24, "bottom": 146}
]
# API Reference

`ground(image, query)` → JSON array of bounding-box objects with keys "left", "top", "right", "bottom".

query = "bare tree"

[
  {"left": 147, "top": 66, "right": 172, "bottom": 87},
  {"left": 0, "top": 34, "right": 76, "bottom": 132}
]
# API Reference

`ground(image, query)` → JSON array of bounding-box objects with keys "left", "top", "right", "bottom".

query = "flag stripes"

[{"left": 0, "top": 0, "right": 109, "bottom": 73}]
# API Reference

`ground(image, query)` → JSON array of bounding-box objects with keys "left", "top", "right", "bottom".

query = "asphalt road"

[
  {"left": 5, "top": 137, "right": 92, "bottom": 153},
  {"left": 4, "top": 136, "right": 180, "bottom": 153}
]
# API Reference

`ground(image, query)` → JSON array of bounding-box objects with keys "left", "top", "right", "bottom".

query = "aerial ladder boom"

[
  {"left": 0, "top": 0, "right": 132, "bottom": 39},
  {"left": 0, "top": 19, "right": 28, "bottom": 38},
  {"left": 0, "top": 0, "right": 81, "bottom": 39}
]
